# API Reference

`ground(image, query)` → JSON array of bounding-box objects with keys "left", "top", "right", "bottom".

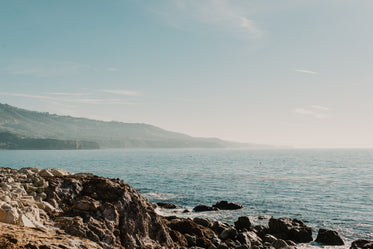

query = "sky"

[{"left": 1, "top": 0, "right": 373, "bottom": 148}]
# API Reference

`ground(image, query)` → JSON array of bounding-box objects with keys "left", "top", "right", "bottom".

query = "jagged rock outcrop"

[
  {"left": 268, "top": 217, "right": 313, "bottom": 243},
  {"left": 0, "top": 167, "right": 180, "bottom": 248}
]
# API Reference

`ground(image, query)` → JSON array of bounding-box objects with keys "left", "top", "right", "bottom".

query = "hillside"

[
  {"left": 0, "top": 131, "right": 99, "bottom": 150},
  {"left": 0, "top": 103, "right": 268, "bottom": 149}
]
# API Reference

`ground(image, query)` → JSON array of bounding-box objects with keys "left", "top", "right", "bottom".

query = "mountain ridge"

[{"left": 0, "top": 103, "right": 272, "bottom": 149}]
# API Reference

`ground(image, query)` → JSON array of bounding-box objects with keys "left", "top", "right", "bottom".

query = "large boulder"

[
  {"left": 167, "top": 218, "right": 215, "bottom": 248},
  {"left": 315, "top": 228, "right": 344, "bottom": 245},
  {"left": 213, "top": 201, "right": 243, "bottom": 210},
  {"left": 268, "top": 217, "right": 313, "bottom": 243},
  {"left": 350, "top": 239, "right": 373, "bottom": 249}
]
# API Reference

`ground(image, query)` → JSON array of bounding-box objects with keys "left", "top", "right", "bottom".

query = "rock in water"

[
  {"left": 350, "top": 239, "right": 373, "bottom": 249},
  {"left": 268, "top": 217, "right": 313, "bottom": 243},
  {"left": 157, "top": 202, "right": 179, "bottom": 209},
  {"left": 213, "top": 201, "right": 243, "bottom": 210},
  {"left": 315, "top": 228, "right": 344, "bottom": 245},
  {"left": 193, "top": 205, "right": 219, "bottom": 212}
]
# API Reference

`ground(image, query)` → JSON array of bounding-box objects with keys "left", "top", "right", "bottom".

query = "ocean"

[{"left": 1, "top": 149, "right": 372, "bottom": 246}]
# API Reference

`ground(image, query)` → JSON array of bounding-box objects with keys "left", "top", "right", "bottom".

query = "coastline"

[{"left": 0, "top": 167, "right": 371, "bottom": 249}]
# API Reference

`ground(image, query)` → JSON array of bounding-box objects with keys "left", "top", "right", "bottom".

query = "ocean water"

[{"left": 1, "top": 149, "right": 372, "bottom": 246}]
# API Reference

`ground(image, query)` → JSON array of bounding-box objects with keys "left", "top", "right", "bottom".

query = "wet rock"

[
  {"left": 193, "top": 205, "right": 219, "bottom": 212},
  {"left": 213, "top": 200, "right": 243, "bottom": 210},
  {"left": 157, "top": 202, "right": 179, "bottom": 209},
  {"left": 235, "top": 216, "right": 252, "bottom": 231},
  {"left": 350, "top": 239, "right": 373, "bottom": 249},
  {"left": 269, "top": 217, "right": 313, "bottom": 243},
  {"left": 315, "top": 228, "right": 344, "bottom": 245}
]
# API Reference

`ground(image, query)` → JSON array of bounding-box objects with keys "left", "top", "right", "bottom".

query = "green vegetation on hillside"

[
  {"left": 0, "top": 131, "right": 99, "bottom": 150},
  {"left": 0, "top": 103, "right": 269, "bottom": 149}
]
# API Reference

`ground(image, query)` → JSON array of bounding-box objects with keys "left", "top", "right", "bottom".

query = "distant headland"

[{"left": 0, "top": 103, "right": 276, "bottom": 149}]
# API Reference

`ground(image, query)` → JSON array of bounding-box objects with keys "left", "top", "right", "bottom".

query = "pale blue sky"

[{"left": 1, "top": 0, "right": 373, "bottom": 148}]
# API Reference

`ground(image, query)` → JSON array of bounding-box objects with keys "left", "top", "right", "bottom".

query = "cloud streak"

[
  {"left": 3, "top": 59, "right": 90, "bottom": 77},
  {"left": 294, "top": 105, "right": 329, "bottom": 119},
  {"left": 102, "top": 89, "right": 141, "bottom": 96},
  {"left": 295, "top": 69, "right": 319, "bottom": 75},
  {"left": 148, "top": 0, "right": 261, "bottom": 38}
]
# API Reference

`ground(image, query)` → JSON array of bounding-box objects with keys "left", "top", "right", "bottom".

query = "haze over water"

[{"left": 1, "top": 149, "right": 372, "bottom": 245}]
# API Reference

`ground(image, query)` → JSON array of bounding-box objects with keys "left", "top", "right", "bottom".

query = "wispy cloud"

[
  {"left": 3, "top": 59, "right": 90, "bottom": 77},
  {"left": 107, "top": 67, "right": 118, "bottom": 72},
  {"left": 0, "top": 92, "right": 134, "bottom": 105},
  {"left": 148, "top": 0, "right": 262, "bottom": 38},
  {"left": 295, "top": 69, "right": 319, "bottom": 75},
  {"left": 102, "top": 89, "right": 141, "bottom": 96},
  {"left": 311, "top": 105, "right": 329, "bottom": 111},
  {"left": 47, "top": 92, "right": 91, "bottom": 96},
  {"left": 294, "top": 105, "right": 329, "bottom": 119}
]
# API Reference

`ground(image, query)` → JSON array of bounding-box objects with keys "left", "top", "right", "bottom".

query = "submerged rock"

[{"left": 315, "top": 228, "right": 344, "bottom": 245}]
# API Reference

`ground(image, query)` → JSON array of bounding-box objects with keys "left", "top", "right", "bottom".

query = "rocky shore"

[{"left": 0, "top": 167, "right": 371, "bottom": 249}]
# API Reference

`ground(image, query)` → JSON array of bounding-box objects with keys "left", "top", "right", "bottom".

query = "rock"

[
  {"left": 168, "top": 218, "right": 215, "bottom": 248},
  {"left": 212, "top": 220, "right": 231, "bottom": 234},
  {"left": 237, "top": 232, "right": 253, "bottom": 248},
  {"left": 239, "top": 231, "right": 262, "bottom": 247},
  {"left": 286, "top": 240, "right": 296, "bottom": 246},
  {"left": 39, "top": 169, "right": 54, "bottom": 178},
  {"left": 219, "top": 227, "right": 238, "bottom": 240},
  {"left": 350, "top": 239, "right": 373, "bottom": 249},
  {"left": 235, "top": 216, "right": 252, "bottom": 231},
  {"left": 264, "top": 234, "right": 278, "bottom": 243},
  {"left": 0, "top": 222, "right": 102, "bottom": 249},
  {"left": 217, "top": 242, "right": 229, "bottom": 249},
  {"left": 272, "top": 239, "right": 288, "bottom": 249},
  {"left": 194, "top": 217, "right": 213, "bottom": 228},
  {"left": 213, "top": 200, "right": 243, "bottom": 210},
  {"left": 253, "top": 224, "right": 270, "bottom": 238},
  {"left": 208, "top": 243, "right": 218, "bottom": 249},
  {"left": 315, "top": 228, "right": 344, "bottom": 245},
  {"left": 185, "top": 233, "right": 197, "bottom": 247},
  {"left": 269, "top": 217, "right": 313, "bottom": 243},
  {"left": 50, "top": 168, "right": 71, "bottom": 177},
  {"left": 193, "top": 205, "right": 219, "bottom": 212},
  {"left": 157, "top": 202, "right": 179, "bottom": 209}
]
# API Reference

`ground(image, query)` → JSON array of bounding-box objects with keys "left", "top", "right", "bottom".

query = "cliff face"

[{"left": 0, "top": 167, "right": 182, "bottom": 248}]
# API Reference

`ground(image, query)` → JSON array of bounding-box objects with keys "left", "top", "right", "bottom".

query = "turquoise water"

[{"left": 1, "top": 149, "right": 372, "bottom": 243}]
